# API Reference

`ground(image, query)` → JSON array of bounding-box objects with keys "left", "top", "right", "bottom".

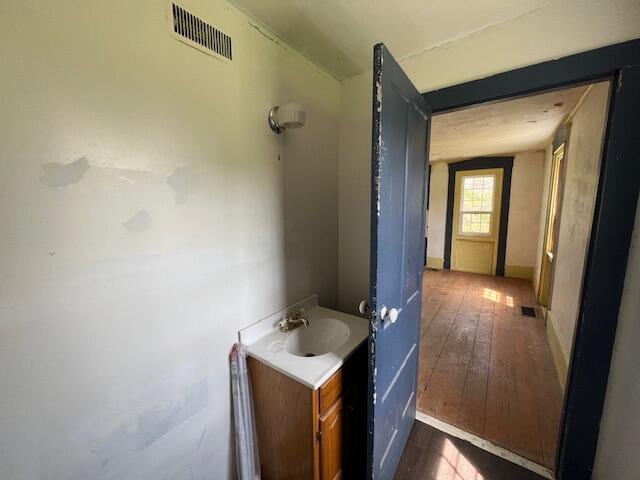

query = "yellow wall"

[{"left": 0, "top": 1, "right": 340, "bottom": 478}]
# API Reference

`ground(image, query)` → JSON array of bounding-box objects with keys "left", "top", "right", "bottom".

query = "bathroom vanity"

[{"left": 241, "top": 301, "right": 368, "bottom": 480}]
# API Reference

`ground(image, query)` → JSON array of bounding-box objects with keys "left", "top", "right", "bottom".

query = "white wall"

[
  {"left": 400, "top": 0, "right": 640, "bottom": 94},
  {"left": 594, "top": 193, "right": 640, "bottom": 480},
  {"left": 505, "top": 151, "right": 545, "bottom": 271},
  {"left": 337, "top": 71, "right": 373, "bottom": 314},
  {"left": 426, "top": 162, "right": 448, "bottom": 265},
  {"left": 0, "top": 1, "right": 340, "bottom": 478},
  {"left": 547, "top": 83, "right": 610, "bottom": 360}
]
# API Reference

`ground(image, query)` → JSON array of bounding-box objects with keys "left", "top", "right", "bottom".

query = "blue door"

[{"left": 367, "top": 43, "right": 431, "bottom": 479}]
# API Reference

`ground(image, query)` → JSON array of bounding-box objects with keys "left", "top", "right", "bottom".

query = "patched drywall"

[
  {"left": 505, "top": 151, "right": 545, "bottom": 273},
  {"left": 0, "top": 1, "right": 340, "bottom": 478},
  {"left": 547, "top": 82, "right": 610, "bottom": 360},
  {"left": 40, "top": 157, "right": 91, "bottom": 188}
]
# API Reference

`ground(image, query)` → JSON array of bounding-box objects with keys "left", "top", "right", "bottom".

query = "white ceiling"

[
  {"left": 429, "top": 85, "right": 588, "bottom": 162},
  {"left": 229, "top": 0, "right": 552, "bottom": 80}
]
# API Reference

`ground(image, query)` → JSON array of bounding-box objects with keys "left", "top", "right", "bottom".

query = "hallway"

[{"left": 417, "top": 270, "right": 563, "bottom": 468}]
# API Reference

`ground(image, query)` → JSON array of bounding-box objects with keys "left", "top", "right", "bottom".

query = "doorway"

[
  {"left": 415, "top": 80, "right": 611, "bottom": 476},
  {"left": 367, "top": 39, "right": 640, "bottom": 480},
  {"left": 451, "top": 169, "right": 503, "bottom": 274},
  {"left": 444, "top": 156, "right": 514, "bottom": 276},
  {"left": 538, "top": 142, "right": 566, "bottom": 308}
]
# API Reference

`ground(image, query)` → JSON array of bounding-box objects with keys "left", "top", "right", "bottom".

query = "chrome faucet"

[{"left": 278, "top": 309, "right": 309, "bottom": 332}]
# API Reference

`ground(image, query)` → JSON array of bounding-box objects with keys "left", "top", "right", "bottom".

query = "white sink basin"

[
  {"left": 243, "top": 304, "right": 368, "bottom": 389},
  {"left": 285, "top": 318, "right": 350, "bottom": 357}
]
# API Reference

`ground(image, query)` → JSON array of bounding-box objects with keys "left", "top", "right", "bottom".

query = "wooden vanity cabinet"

[{"left": 248, "top": 342, "right": 367, "bottom": 480}]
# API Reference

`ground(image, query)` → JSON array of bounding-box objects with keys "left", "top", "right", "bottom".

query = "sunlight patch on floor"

[
  {"left": 482, "top": 288, "right": 515, "bottom": 307},
  {"left": 436, "top": 438, "right": 485, "bottom": 480}
]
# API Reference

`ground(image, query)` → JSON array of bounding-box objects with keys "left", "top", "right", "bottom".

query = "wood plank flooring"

[
  {"left": 417, "top": 270, "right": 563, "bottom": 468},
  {"left": 395, "top": 422, "right": 545, "bottom": 480}
]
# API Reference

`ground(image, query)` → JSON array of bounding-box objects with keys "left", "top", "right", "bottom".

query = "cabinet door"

[{"left": 319, "top": 397, "right": 343, "bottom": 480}]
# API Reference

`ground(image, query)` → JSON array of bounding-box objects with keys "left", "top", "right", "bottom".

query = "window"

[{"left": 459, "top": 174, "right": 495, "bottom": 235}]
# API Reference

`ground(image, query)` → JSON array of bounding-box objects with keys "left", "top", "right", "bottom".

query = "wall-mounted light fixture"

[{"left": 268, "top": 103, "right": 306, "bottom": 134}]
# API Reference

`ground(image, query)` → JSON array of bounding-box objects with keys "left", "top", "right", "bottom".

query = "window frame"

[{"left": 458, "top": 173, "right": 497, "bottom": 236}]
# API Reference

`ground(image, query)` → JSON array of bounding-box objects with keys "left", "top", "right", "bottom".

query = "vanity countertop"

[{"left": 243, "top": 306, "right": 368, "bottom": 390}]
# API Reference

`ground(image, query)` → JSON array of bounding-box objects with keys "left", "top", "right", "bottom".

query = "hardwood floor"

[
  {"left": 417, "top": 270, "right": 563, "bottom": 468},
  {"left": 395, "top": 422, "right": 545, "bottom": 480}
]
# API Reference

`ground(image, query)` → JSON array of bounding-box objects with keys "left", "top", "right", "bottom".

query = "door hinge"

[{"left": 316, "top": 430, "right": 322, "bottom": 443}]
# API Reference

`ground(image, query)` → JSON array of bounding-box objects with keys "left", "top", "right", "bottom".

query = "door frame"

[
  {"left": 537, "top": 127, "right": 570, "bottom": 307},
  {"left": 443, "top": 156, "right": 514, "bottom": 275},
  {"left": 423, "top": 39, "right": 640, "bottom": 479}
]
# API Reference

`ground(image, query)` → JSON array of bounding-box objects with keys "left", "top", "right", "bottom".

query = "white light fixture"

[{"left": 268, "top": 103, "right": 306, "bottom": 134}]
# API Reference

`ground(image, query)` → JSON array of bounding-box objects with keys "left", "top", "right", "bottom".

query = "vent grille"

[
  {"left": 170, "top": 3, "right": 232, "bottom": 61},
  {"left": 521, "top": 306, "right": 538, "bottom": 318}
]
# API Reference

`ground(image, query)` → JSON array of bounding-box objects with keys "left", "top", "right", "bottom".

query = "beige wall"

[
  {"left": 545, "top": 83, "right": 610, "bottom": 370},
  {"left": 0, "top": 1, "right": 340, "bottom": 478},
  {"left": 426, "top": 162, "right": 448, "bottom": 266},
  {"left": 505, "top": 151, "right": 545, "bottom": 274}
]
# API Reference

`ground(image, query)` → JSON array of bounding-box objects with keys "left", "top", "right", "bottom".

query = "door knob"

[
  {"left": 380, "top": 306, "right": 399, "bottom": 323},
  {"left": 358, "top": 300, "right": 369, "bottom": 315}
]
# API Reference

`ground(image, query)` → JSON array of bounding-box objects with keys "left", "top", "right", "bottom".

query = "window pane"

[
  {"left": 460, "top": 211, "right": 492, "bottom": 234},
  {"left": 460, "top": 174, "right": 496, "bottom": 213}
]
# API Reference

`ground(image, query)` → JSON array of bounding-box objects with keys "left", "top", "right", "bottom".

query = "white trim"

[{"left": 415, "top": 411, "right": 554, "bottom": 479}]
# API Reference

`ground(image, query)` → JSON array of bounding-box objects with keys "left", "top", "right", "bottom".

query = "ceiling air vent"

[{"left": 169, "top": 2, "right": 232, "bottom": 62}]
